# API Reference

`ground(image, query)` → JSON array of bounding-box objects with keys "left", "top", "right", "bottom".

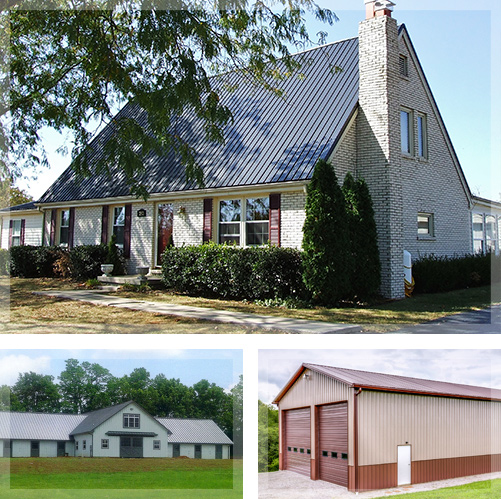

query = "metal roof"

[
  {"left": 0, "top": 411, "right": 86, "bottom": 441},
  {"left": 273, "top": 363, "right": 501, "bottom": 403},
  {"left": 69, "top": 401, "right": 132, "bottom": 435},
  {"left": 156, "top": 418, "right": 233, "bottom": 445},
  {"left": 0, "top": 201, "right": 38, "bottom": 212},
  {"left": 38, "top": 37, "right": 359, "bottom": 204}
]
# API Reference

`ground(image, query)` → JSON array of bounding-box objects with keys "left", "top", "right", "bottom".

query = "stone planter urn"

[
  {"left": 136, "top": 266, "right": 149, "bottom": 282},
  {"left": 100, "top": 263, "right": 114, "bottom": 277}
]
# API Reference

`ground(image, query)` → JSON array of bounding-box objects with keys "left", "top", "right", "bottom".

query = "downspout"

[{"left": 354, "top": 387, "right": 362, "bottom": 493}]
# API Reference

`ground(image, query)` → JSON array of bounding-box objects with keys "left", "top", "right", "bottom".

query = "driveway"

[{"left": 259, "top": 470, "right": 501, "bottom": 498}]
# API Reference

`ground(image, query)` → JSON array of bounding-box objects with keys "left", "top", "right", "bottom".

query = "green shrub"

[
  {"left": 0, "top": 249, "right": 9, "bottom": 275},
  {"left": 68, "top": 244, "right": 125, "bottom": 280},
  {"left": 9, "top": 245, "right": 64, "bottom": 277},
  {"left": 161, "top": 243, "right": 305, "bottom": 301},
  {"left": 412, "top": 253, "right": 497, "bottom": 294}
]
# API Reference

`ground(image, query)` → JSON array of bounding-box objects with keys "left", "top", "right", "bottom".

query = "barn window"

[
  {"left": 153, "top": 440, "right": 161, "bottom": 450},
  {"left": 83, "top": 440, "right": 86, "bottom": 450},
  {"left": 322, "top": 450, "right": 328, "bottom": 457},
  {"left": 342, "top": 453, "right": 348, "bottom": 460},
  {"left": 288, "top": 447, "right": 291, "bottom": 451},
  {"left": 331, "top": 452, "right": 337, "bottom": 458},
  {"left": 101, "top": 439, "right": 109, "bottom": 449},
  {"left": 123, "top": 413, "right": 140, "bottom": 428},
  {"left": 75, "top": 441, "right": 79, "bottom": 450},
  {"left": 293, "top": 447, "right": 298, "bottom": 452},
  {"left": 300, "top": 448, "right": 304, "bottom": 453},
  {"left": 307, "top": 449, "right": 311, "bottom": 454}
]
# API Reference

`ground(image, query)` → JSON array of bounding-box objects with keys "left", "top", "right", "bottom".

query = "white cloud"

[{"left": 0, "top": 355, "right": 52, "bottom": 385}]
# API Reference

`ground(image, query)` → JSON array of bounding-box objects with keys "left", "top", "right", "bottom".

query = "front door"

[
  {"left": 215, "top": 445, "right": 222, "bottom": 459},
  {"left": 120, "top": 436, "right": 143, "bottom": 458},
  {"left": 397, "top": 445, "right": 411, "bottom": 485},
  {"left": 30, "top": 441, "right": 39, "bottom": 457},
  {"left": 57, "top": 441, "right": 65, "bottom": 457},
  {"left": 157, "top": 203, "right": 174, "bottom": 266},
  {"left": 194, "top": 444, "right": 202, "bottom": 459},
  {"left": 173, "top": 443, "right": 180, "bottom": 457}
]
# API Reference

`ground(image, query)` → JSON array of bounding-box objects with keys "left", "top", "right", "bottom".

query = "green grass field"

[
  {"left": 372, "top": 479, "right": 500, "bottom": 498},
  {"left": 0, "top": 458, "right": 242, "bottom": 498}
]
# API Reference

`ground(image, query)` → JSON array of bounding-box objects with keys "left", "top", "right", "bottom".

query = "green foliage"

[
  {"left": 11, "top": 372, "right": 61, "bottom": 413},
  {"left": 85, "top": 278, "right": 101, "bottom": 288},
  {"left": 104, "top": 234, "right": 125, "bottom": 275},
  {"left": 0, "top": 249, "right": 9, "bottom": 275},
  {"left": 9, "top": 245, "right": 64, "bottom": 278},
  {"left": 412, "top": 253, "right": 498, "bottom": 294},
  {"left": 5, "top": 3, "right": 336, "bottom": 196},
  {"left": 0, "top": 385, "right": 11, "bottom": 411},
  {"left": 258, "top": 400, "right": 279, "bottom": 472},
  {"left": 343, "top": 173, "right": 381, "bottom": 299},
  {"left": 161, "top": 243, "right": 305, "bottom": 301},
  {"left": 302, "top": 159, "right": 351, "bottom": 305}
]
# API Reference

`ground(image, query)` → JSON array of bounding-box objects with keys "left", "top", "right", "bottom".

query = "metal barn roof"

[
  {"left": 38, "top": 37, "right": 359, "bottom": 203},
  {"left": 0, "top": 412, "right": 86, "bottom": 441},
  {"left": 273, "top": 363, "right": 501, "bottom": 403},
  {"left": 157, "top": 418, "right": 233, "bottom": 445},
  {"left": 69, "top": 401, "right": 132, "bottom": 436}
]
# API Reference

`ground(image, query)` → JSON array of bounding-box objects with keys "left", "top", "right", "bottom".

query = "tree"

[
  {"left": 302, "top": 159, "right": 351, "bottom": 304},
  {"left": 151, "top": 375, "right": 194, "bottom": 418},
  {"left": 0, "top": 384, "right": 12, "bottom": 411},
  {"left": 11, "top": 371, "right": 61, "bottom": 412},
  {"left": 343, "top": 172, "right": 381, "bottom": 299},
  {"left": 3, "top": 2, "right": 336, "bottom": 198},
  {"left": 230, "top": 375, "right": 243, "bottom": 459},
  {"left": 258, "top": 400, "right": 279, "bottom": 472},
  {"left": 192, "top": 379, "right": 231, "bottom": 431},
  {"left": 0, "top": 182, "right": 33, "bottom": 209}
]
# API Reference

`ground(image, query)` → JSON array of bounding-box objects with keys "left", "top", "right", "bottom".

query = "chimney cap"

[{"left": 374, "top": 0, "right": 396, "bottom": 11}]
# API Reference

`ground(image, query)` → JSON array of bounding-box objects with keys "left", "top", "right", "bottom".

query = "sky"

[
  {"left": 258, "top": 349, "right": 501, "bottom": 405},
  {"left": 0, "top": 349, "right": 243, "bottom": 391},
  {"left": 15, "top": 0, "right": 500, "bottom": 202}
]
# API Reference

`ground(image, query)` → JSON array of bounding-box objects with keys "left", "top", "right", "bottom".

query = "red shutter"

[
  {"left": 269, "top": 193, "right": 281, "bottom": 246},
  {"left": 50, "top": 210, "right": 57, "bottom": 246},
  {"left": 68, "top": 208, "right": 75, "bottom": 249},
  {"left": 101, "top": 205, "right": 109, "bottom": 245},
  {"left": 8, "top": 220, "right": 12, "bottom": 248},
  {"left": 20, "top": 219, "right": 26, "bottom": 246},
  {"left": 123, "top": 204, "right": 132, "bottom": 258},
  {"left": 203, "top": 198, "right": 213, "bottom": 243}
]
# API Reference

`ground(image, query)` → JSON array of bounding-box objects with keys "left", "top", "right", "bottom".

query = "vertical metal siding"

[
  {"left": 318, "top": 403, "right": 349, "bottom": 486},
  {"left": 279, "top": 369, "right": 354, "bottom": 466},
  {"left": 358, "top": 391, "right": 501, "bottom": 466},
  {"left": 284, "top": 408, "right": 311, "bottom": 476}
]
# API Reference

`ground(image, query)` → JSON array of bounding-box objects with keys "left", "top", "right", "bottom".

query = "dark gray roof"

[
  {"left": 39, "top": 37, "right": 359, "bottom": 203},
  {"left": 0, "top": 201, "right": 37, "bottom": 212},
  {"left": 0, "top": 411, "right": 86, "bottom": 440},
  {"left": 157, "top": 418, "right": 233, "bottom": 445},
  {"left": 69, "top": 401, "right": 131, "bottom": 436}
]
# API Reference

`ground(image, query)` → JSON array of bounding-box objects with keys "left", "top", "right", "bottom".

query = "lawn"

[
  {"left": 0, "top": 458, "right": 242, "bottom": 498},
  {"left": 372, "top": 478, "right": 500, "bottom": 498},
  {"left": 1, "top": 277, "right": 499, "bottom": 333}
]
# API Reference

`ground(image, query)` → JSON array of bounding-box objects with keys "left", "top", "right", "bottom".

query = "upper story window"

[
  {"left": 418, "top": 212, "right": 434, "bottom": 237},
  {"left": 400, "top": 109, "right": 413, "bottom": 155},
  {"left": 11, "top": 220, "right": 22, "bottom": 247},
  {"left": 219, "top": 197, "right": 269, "bottom": 246},
  {"left": 399, "top": 55, "right": 409, "bottom": 77},
  {"left": 123, "top": 413, "right": 140, "bottom": 428},
  {"left": 60, "top": 209, "right": 70, "bottom": 247},
  {"left": 417, "top": 113, "right": 428, "bottom": 159},
  {"left": 113, "top": 206, "right": 126, "bottom": 248}
]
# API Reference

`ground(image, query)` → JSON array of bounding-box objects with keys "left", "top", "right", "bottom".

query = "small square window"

[
  {"left": 288, "top": 447, "right": 291, "bottom": 451},
  {"left": 101, "top": 439, "right": 109, "bottom": 449},
  {"left": 300, "top": 448, "right": 304, "bottom": 453},
  {"left": 153, "top": 440, "right": 161, "bottom": 450},
  {"left": 307, "top": 449, "right": 311, "bottom": 455},
  {"left": 322, "top": 450, "right": 328, "bottom": 457},
  {"left": 418, "top": 212, "right": 434, "bottom": 237},
  {"left": 331, "top": 452, "right": 338, "bottom": 458},
  {"left": 342, "top": 453, "right": 348, "bottom": 460},
  {"left": 399, "top": 55, "right": 409, "bottom": 77},
  {"left": 293, "top": 447, "right": 298, "bottom": 452}
]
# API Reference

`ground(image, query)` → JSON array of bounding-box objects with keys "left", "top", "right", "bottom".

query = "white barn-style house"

[
  {"left": 0, "top": 401, "right": 232, "bottom": 459},
  {"left": 1, "top": 1, "right": 494, "bottom": 298}
]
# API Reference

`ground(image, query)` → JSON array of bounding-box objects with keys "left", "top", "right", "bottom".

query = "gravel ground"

[{"left": 259, "top": 470, "right": 501, "bottom": 498}]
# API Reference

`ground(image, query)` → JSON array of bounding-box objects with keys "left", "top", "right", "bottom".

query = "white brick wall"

[
  {"left": 127, "top": 202, "right": 155, "bottom": 273},
  {"left": 73, "top": 206, "right": 102, "bottom": 246},
  {"left": 281, "top": 190, "right": 306, "bottom": 249},
  {"left": 172, "top": 199, "right": 204, "bottom": 247}
]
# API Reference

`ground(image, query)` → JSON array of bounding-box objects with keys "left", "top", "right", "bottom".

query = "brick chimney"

[{"left": 357, "top": 0, "right": 405, "bottom": 299}]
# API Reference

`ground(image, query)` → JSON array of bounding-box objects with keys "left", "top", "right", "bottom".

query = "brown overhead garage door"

[
  {"left": 284, "top": 407, "right": 311, "bottom": 476},
  {"left": 318, "top": 402, "right": 348, "bottom": 487}
]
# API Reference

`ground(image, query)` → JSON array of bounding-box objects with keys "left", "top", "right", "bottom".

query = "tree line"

[{"left": 0, "top": 359, "right": 242, "bottom": 457}]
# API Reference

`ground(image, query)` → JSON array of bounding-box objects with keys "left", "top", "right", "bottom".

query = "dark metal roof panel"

[
  {"left": 0, "top": 201, "right": 37, "bottom": 212},
  {"left": 39, "top": 38, "right": 359, "bottom": 204},
  {"left": 69, "top": 401, "right": 132, "bottom": 435}
]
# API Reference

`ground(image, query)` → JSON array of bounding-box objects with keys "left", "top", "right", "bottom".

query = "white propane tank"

[{"left": 403, "top": 250, "right": 414, "bottom": 297}]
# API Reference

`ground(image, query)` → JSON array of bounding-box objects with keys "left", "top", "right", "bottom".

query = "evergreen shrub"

[
  {"left": 0, "top": 249, "right": 9, "bottom": 275},
  {"left": 161, "top": 243, "right": 305, "bottom": 300},
  {"left": 9, "top": 245, "right": 64, "bottom": 277}
]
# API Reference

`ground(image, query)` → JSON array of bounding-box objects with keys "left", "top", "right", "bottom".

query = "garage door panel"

[
  {"left": 285, "top": 408, "right": 311, "bottom": 477},
  {"left": 319, "top": 403, "right": 348, "bottom": 487}
]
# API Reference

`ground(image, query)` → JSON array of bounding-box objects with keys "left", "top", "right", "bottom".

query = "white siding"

[
  {"left": 39, "top": 441, "right": 57, "bottom": 458},
  {"left": 74, "top": 433, "right": 92, "bottom": 458},
  {"left": 12, "top": 440, "right": 30, "bottom": 458},
  {"left": 0, "top": 439, "right": 3, "bottom": 457},
  {"left": 1, "top": 213, "right": 43, "bottom": 249}
]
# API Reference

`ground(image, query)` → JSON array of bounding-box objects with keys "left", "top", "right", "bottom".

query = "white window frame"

[
  {"left": 11, "top": 219, "right": 22, "bottom": 247},
  {"left": 472, "top": 213, "right": 484, "bottom": 253},
  {"left": 101, "top": 439, "right": 109, "bottom": 449},
  {"left": 418, "top": 212, "right": 434, "bottom": 238},
  {"left": 123, "top": 413, "right": 140, "bottom": 428},
  {"left": 112, "top": 205, "right": 126, "bottom": 248},
  {"left": 59, "top": 209, "right": 70, "bottom": 247},
  {"left": 485, "top": 215, "right": 497, "bottom": 253},
  {"left": 417, "top": 112, "right": 428, "bottom": 159},
  {"left": 400, "top": 108, "right": 414, "bottom": 156},
  {"left": 218, "top": 197, "right": 270, "bottom": 247},
  {"left": 153, "top": 440, "right": 161, "bottom": 450}
]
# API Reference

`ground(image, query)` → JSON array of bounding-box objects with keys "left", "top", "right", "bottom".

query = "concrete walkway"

[
  {"left": 259, "top": 470, "right": 501, "bottom": 498},
  {"left": 35, "top": 290, "right": 361, "bottom": 334}
]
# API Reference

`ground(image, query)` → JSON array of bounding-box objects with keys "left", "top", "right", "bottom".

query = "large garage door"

[
  {"left": 284, "top": 407, "right": 311, "bottom": 476},
  {"left": 318, "top": 402, "right": 348, "bottom": 487}
]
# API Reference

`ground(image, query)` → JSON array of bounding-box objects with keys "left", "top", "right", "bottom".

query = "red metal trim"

[
  {"left": 123, "top": 204, "right": 132, "bottom": 259},
  {"left": 101, "top": 205, "right": 109, "bottom": 245},
  {"left": 203, "top": 198, "right": 213, "bottom": 243},
  {"left": 269, "top": 193, "right": 280, "bottom": 247},
  {"left": 20, "top": 219, "right": 25, "bottom": 246},
  {"left": 68, "top": 207, "right": 75, "bottom": 249}
]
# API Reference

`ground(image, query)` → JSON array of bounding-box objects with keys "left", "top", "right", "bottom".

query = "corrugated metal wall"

[
  {"left": 284, "top": 408, "right": 311, "bottom": 476},
  {"left": 358, "top": 391, "right": 501, "bottom": 465},
  {"left": 279, "top": 369, "right": 354, "bottom": 466}
]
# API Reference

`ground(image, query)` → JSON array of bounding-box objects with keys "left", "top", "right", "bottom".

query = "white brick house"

[
  {"left": 0, "top": 401, "right": 232, "bottom": 459},
  {"left": 28, "top": 1, "right": 484, "bottom": 298}
]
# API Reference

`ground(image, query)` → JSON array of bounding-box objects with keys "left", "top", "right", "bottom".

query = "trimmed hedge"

[
  {"left": 412, "top": 253, "right": 499, "bottom": 294},
  {"left": 161, "top": 243, "right": 305, "bottom": 300},
  {"left": 9, "top": 244, "right": 125, "bottom": 280},
  {"left": 0, "top": 249, "right": 9, "bottom": 275}
]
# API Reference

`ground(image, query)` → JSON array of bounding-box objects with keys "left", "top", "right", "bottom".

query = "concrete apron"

[{"left": 259, "top": 470, "right": 501, "bottom": 498}]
